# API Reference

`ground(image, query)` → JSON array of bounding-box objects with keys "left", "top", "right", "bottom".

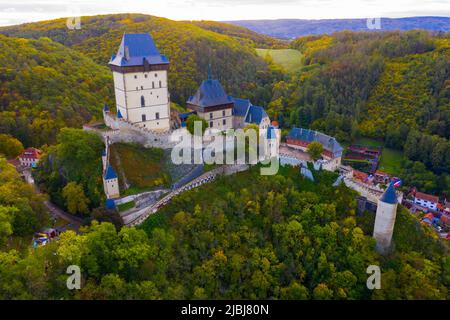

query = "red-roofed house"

[
  {"left": 18, "top": 148, "right": 42, "bottom": 168},
  {"left": 414, "top": 191, "right": 439, "bottom": 210}
]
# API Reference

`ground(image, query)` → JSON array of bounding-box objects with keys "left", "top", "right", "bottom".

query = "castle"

[
  {"left": 101, "top": 33, "right": 399, "bottom": 254},
  {"left": 108, "top": 32, "right": 274, "bottom": 134},
  {"left": 100, "top": 32, "right": 280, "bottom": 202}
]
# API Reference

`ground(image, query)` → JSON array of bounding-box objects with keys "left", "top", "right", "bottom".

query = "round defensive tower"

[{"left": 373, "top": 182, "right": 398, "bottom": 254}]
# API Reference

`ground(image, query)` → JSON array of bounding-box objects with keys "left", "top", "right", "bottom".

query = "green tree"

[
  {"left": 186, "top": 115, "right": 208, "bottom": 136},
  {"left": 0, "top": 134, "right": 24, "bottom": 158},
  {"left": 62, "top": 182, "right": 90, "bottom": 215},
  {"left": 0, "top": 206, "right": 14, "bottom": 246},
  {"left": 307, "top": 141, "right": 323, "bottom": 161}
]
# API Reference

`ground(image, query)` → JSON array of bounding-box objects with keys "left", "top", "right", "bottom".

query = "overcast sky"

[{"left": 0, "top": 0, "right": 449, "bottom": 26}]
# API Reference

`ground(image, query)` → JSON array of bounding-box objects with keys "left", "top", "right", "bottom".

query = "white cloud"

[{"left": 0, "top": 0, "right": 448, "bottom": 26}]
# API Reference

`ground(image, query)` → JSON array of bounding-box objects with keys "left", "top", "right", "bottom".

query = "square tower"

[
  {"left": 109, "top": 33, "right": 171, "bottom": 132},
  {"left": 186, "top": 70, "right": 234, "bottom": 132}
]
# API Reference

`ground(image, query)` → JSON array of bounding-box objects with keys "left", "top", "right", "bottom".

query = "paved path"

[
  {"left": 44, "top": 201, "right": 83, "bottom": 229},
  {"left": 21, "top": 167, "right": 82, "bottom": 229}
]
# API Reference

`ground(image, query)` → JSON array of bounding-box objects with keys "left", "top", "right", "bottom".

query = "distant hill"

[
  {"left": 188, "top": 20, "right": 288, "bottom": 48},
  {"left": 226, "top": 17, "right": 450, "bottom": 39}
]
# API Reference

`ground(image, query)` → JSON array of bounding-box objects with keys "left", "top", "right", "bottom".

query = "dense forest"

[
  {"left": 0, "top": 166, "right": 448, "bottom": 299},
  {"left": 0, "top": 157, "right": 49, "bottom": 247},
  {"left": 267, "top": 30, "right": 450, "bottom": 196},
  {"left": 34, "top": 128, "right": 104, "bottom": 214}
]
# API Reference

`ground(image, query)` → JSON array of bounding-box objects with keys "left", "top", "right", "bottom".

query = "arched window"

[{"left": 141, "top": 96, "right": 145, "bottom": 107}]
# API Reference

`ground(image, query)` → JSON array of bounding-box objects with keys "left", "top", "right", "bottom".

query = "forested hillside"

[
  {"left": 0, "top": 35, "right": 113, "bottom": 147},
  {"left": 0, "top": 166, "right": 447, "bottom": 299},
  {"left": 0, "top": 157, "right": 49, "bottom": 248},
  {"left": 0, "top": 14, "right": 282, "bottom": 108},
  {"left": 267, "top": 30, "right": 450, "bottom": 195}
]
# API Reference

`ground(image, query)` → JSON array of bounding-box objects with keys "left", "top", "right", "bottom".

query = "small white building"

[
  {"left": 18, "top": 148, "right": 42, "bottom": 168},
  {"left": 414, "top": 192, "right": 439, "bottom": 210}
]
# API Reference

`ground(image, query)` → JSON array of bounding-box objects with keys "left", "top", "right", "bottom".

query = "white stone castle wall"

[{"left": 112, "top": 69, "right": 170, "bottom": 131}]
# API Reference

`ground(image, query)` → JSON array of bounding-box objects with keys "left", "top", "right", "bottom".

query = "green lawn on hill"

[
  {"left": 109, "top": 143, "right": 171, "bottom": 194},
  {"left": 353, "top": 137, "right": 404, "bottom": 175},
  {"left": 256, "top": 48, "right": 304, "bottom": 73}
]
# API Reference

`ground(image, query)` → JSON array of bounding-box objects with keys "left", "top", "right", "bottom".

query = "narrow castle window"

[
  {"left": 159, "top": 80, "right": 162, "bottom": 88},
  {"left": 152, "top": 82, "right": 155, "bottom": 89},
  {"left": 134, "top": 75, "right": 137, "bottom": 79},
  {"left": 155, "top": 112, "right": 160, "bottom": 120},
  {"left": 141, "top": 96, "right": 145, "bottom": 107},
  {"left": 142, "top": 114, "right": 146, "bottom": 122}
]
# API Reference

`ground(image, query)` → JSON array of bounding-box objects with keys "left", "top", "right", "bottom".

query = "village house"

[
  {"left": 18, "top": 147, "right": 42, "bottom": 168},
  {"left": 414, "top": 191, "right": 439, "bottom": 210}
]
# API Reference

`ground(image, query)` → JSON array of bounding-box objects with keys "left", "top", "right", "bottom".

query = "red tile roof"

[
  {"left": 19, "top": 148, "right": 42, "bottom": 160},
  {"left": 415, "top": 192, "right": 439, "bottom": 204}
]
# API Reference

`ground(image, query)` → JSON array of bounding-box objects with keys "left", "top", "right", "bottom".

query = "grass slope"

[
  {"left": 353, "top": 137, "right": 404, "bottom": 174},
  {"left": 109, "top": 143, "right": 171, "bottom": 194},
  {"left": 256, "top": 48, "right": 304, "bottom": 73}
]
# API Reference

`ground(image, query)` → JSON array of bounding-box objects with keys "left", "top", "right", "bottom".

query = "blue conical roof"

[
  {"left": 380, "top": 182, "right": 397, "bottom": 204},
  {"left": 117, "top": 109, "right": 123, "bottom": 119},
  {"left": 104, "top": 164, "right": 117, "bottom": 180}
]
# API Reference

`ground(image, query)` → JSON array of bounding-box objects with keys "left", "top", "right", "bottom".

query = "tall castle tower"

[
  {"left": 373, "top": 182, "right": 398, "bottom": 254},
  {"left": 108, "top": 33, "right": 170, "bottom": 132}
]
